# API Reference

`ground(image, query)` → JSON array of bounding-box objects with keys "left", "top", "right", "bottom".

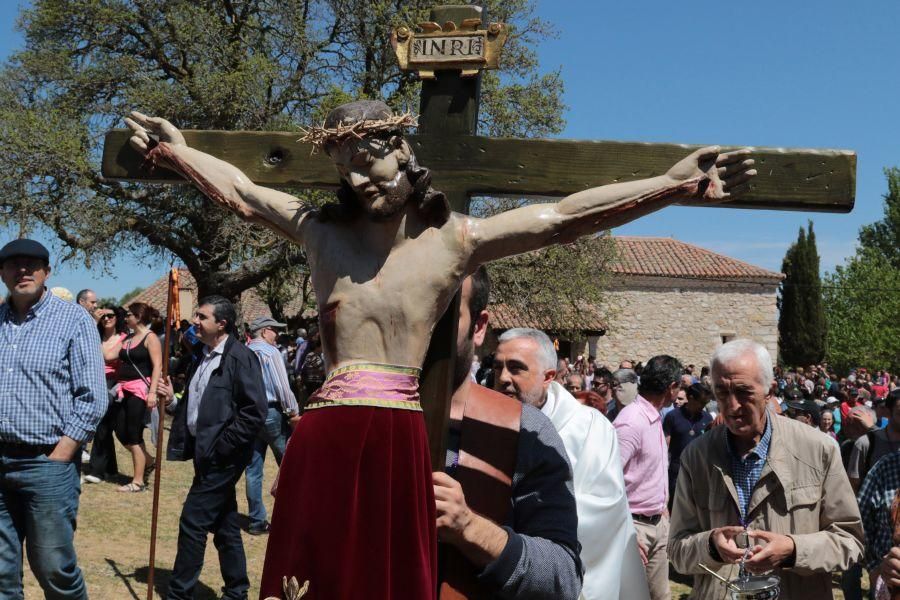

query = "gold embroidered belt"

[{"left": 303, "top": 363, "right": 422, "bottom": 412}]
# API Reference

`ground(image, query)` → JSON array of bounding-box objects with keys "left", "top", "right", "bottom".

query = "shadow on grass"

[{"left": 105, "top": 558, "right": 219, "bottom": 600}]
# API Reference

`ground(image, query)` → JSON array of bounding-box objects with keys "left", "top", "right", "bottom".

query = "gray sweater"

[{"left": 445, "top": 403, "right": 583, "bottom": 599}]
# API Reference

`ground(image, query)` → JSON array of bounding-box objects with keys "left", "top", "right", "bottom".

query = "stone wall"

[{"left": 591, "top": 275, "right": 779, "bottom": 368}]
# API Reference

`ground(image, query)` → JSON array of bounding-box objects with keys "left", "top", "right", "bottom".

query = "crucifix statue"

[
  {"left": 103, "top": 6, "right": 854, "bottom": 599},
  {"left": 125, "top": 96, "right": 752, "bottom": 599}
]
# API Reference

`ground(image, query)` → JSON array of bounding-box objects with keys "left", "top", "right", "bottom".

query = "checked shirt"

[
  {"left": 858, "top": 449, "right": 900, "bottom": 571},
  {"left": 0, "top": 290, "right": 106, "bottom": 445},
  {"left": 726, "top": 414, "right": 773, "bottom": 521}
]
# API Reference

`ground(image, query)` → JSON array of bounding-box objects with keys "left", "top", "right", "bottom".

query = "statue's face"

[{"left": 327, "top": 135, "right": 413, "bottom": 218}]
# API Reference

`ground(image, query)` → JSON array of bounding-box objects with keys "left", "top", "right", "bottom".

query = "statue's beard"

[{"left": 361, "top": 171, "right": 414, "bottom": 220}]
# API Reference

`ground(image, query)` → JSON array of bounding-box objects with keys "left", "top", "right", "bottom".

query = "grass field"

[
  {"left": 20, "top": 423, "right": 866, "bottom": 599},
  {"left": 22, "top": 424, "right": 278, "bottom": 599}
]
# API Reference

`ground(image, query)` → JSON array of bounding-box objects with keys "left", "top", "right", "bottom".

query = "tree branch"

[{"left": 216, "top": 245, "right": 305, "bottom": 298}]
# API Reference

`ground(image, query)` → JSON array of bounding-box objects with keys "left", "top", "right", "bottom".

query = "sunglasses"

[{"left": 100, "top": 314, "right": 115, "bottom": 320}]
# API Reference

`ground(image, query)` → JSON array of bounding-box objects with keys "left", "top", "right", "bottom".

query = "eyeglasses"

[{"left": 100, "top": 314, "right": 115, "bottom": 320}]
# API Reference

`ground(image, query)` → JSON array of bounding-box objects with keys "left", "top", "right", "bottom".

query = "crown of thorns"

[{"left": 298, "top": 112, "right": 418, "bottom": 151}]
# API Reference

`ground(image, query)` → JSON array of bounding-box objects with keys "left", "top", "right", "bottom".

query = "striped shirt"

[
  {"left": 247, "top": 339, "right": 298, "bottom": 415},
  {"left": 726, "top": 414, "right": 773, "bottom": 520},
  {"left": 0, "top": 290, "right": 106, "bottom": 445}
]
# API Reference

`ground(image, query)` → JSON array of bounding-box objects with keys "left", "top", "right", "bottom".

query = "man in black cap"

[
  {"left": 0, "top": 238, "right": 106, "bottom": 599},
  {"left": 785, "top": 395, "right": 819, "bottom": 427}
]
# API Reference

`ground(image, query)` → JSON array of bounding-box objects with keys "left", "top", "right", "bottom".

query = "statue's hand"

[
  {"left": 124, "top": 111, "right": 187, "bottom": 156},
  {"left": 666, "top": 146, "right": 756, "bottom": 201}
]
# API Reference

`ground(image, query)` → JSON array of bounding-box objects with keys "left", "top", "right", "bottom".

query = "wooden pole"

[
  {"left": 417, "top": 4, "right": 483, "bottom": 472},
  {"left": 147, "top": 268, "right": 178, "bottom": 600}
]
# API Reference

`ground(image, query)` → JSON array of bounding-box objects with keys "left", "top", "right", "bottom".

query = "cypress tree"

[{"left": 778, "top": 222, "right": 826, "bottom": 365}]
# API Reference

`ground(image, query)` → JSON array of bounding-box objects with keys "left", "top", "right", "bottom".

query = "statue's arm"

[
  {"left": 125, "top": 112, "right": 313, "bottom": 243},
  {"left": 466, "top": 146, "right": 754, "bottom": 266}
]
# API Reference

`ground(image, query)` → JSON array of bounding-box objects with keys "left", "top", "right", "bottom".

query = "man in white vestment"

[{"left": 493, "top": 327, "right": 650, "bottom": 600}]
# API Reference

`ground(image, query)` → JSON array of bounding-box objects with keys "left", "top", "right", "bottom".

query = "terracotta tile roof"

[
  {"left": 489, "top": 302, "right": 606, "bottom": 333},
  {"left": 610, "top": 237, "right": 783, "bottom": 282},
  {"left": 128, "top": 268, "right": 311, "bottom": 323},
  {"left": 487, "top": 236, "right": 780, "bottom": 333}
]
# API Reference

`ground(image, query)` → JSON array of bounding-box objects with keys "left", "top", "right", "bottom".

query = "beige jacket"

[{"left": 668, "top": 414, "right": 864, "bottom": 599}]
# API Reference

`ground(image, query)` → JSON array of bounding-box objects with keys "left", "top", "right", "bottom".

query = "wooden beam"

[
  {"left": 416, "top": 4, "right": 483, "bottom": 473},
  {"left": 420, "top": 137, "right": 856, "bottom": 213},
  {"left": 102, "top": 129, "right": 856, "bottom": 213}
]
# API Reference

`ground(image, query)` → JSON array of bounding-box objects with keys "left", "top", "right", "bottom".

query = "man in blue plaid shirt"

[{"left": 0, "top": 239, "right": 106, "bottom": 599}]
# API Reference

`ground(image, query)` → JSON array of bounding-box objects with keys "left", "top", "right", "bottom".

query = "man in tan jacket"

[{"left": 668, "top": 339, "right": 864, "bottom": 599}]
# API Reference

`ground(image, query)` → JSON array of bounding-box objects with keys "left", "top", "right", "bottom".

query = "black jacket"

[{"left": 167, "top": 335, "right": 267, "bottom": 469}]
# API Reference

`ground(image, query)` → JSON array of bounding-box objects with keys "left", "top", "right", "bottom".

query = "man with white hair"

[
  {"left": 668, "top": 339, "right": 863, "bottom": 599},
  {"left": 493, "top": 328, "right": 649, "bottom": 600}
]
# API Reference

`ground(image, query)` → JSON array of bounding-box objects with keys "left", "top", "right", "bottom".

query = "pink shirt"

[{"left": 613, "top": 395, "right": 668, "bottom": 516}]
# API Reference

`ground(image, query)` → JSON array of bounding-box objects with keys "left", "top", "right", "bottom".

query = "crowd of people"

[
  {"left": 468, "top": 305, "right": 898, "bottom": 598},
  {"left": 3, "top": 237, "right": 900, "bottom": 600},
  {"left": 78, "top": 296, "right": 327, "bottom": 495}
]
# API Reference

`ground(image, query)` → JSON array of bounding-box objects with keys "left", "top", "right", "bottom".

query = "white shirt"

[
  {"left": 542, "top": 382, "right": 650, "bottom": 600},
  {"left": 540, "top": 386, "right": 558, "bottom": 417},
  {"left": 187, "top": 337, "right": 227, "bottom": 436}
]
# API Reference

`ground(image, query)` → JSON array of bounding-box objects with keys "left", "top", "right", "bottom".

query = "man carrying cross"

[{"left": 125, "top": 100, "right": 754, "bottom": 599}]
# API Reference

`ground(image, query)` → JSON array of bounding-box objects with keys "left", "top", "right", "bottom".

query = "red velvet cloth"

[{"left": 259, "top": 405, "right": 436, "bottom": 599}]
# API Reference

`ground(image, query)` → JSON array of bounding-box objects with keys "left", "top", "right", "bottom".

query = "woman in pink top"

[
  {"left": 84, "top": 306, "right": 127, "bottom": 483},
  {"left": 113, "top": 302, "right": 162, "bottom": 492}
]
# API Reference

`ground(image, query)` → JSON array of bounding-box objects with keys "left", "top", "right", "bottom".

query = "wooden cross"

[{"left": 101, "top": 5, "right": 855, "bottom": 471}]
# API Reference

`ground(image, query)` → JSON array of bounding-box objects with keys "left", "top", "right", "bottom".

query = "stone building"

[
  {"left": 592, "top": 236, "right": 782, "bottom": 368},
  {"left": 480, "top": 236, "right": 782, "bottom": 370}
]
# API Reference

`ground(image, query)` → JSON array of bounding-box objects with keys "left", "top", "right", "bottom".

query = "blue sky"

[{"left": 2, "top": 1, "right": 898, "bottom": 298}]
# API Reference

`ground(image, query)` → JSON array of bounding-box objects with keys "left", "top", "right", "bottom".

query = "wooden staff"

[{"left": 147, "top": 268, "right": 180, "bottom": 600}]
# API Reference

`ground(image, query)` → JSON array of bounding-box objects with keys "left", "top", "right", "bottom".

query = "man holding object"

[
  {"left": 668, "top": 339, "right": 863, "bottom": 599},
  {"left": 435, "top": 267, "right": 583, "bottom": 599}
]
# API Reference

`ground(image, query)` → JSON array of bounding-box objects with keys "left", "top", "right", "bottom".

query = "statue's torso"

[{"left": 304, "top": 212, "right": 469, "bottom": 371}]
